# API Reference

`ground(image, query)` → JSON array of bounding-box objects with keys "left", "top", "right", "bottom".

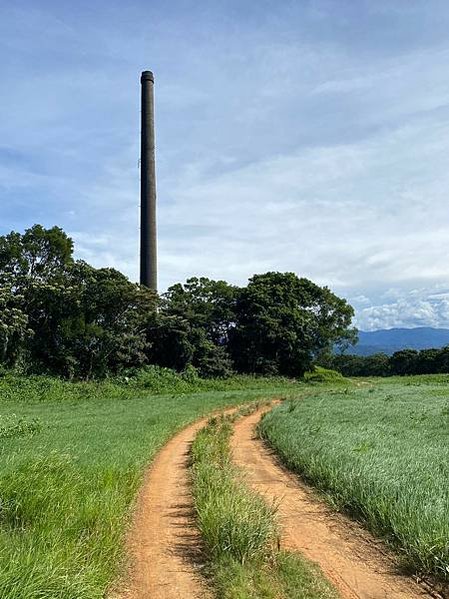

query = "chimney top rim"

[{"left": 141, "top": 70, "right": 154, "bottom": 83}]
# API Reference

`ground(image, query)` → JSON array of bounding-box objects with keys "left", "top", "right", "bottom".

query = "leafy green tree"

[
  {"left": 389, "top": 349, "right": 419, "bottom": 376},
  {"left": 0, "top": 224, "right": 74, "bottom": 369},
  {"left": 415, "top": 348, "right": 440, "bottom": 374},
  {"left": 435, "top": 346, "right": 449, "bottom": 374},
  {"left": 329, "top": 352, "right": 390, "bottom": 377},
  {"left": 146, "top": 312, "right": 234, "bottom": 378},
  {"left": 27, "top": 262, "right": 157, "bottom": 378},
  {"left": 325, "top": 353, "right": 360, "bottom": 376},
  {"left": 188, "top": 328, "right": 233, "bottom": 378},
  {"left": 230, "top": 272, "right": 355, "bottom": 377},
  {"left": 0, "top": 288, "right": 30, "bottom": 366},
  {"left": 149, "top": 276, "right": 237, "bottom": 377},
  {"left": 362, "top": 353, "right": 390, "bottom": 376},
  {"left": 0, "top": 225, "right": 73, "bottom": 290},
  {"left": 161, "top": 277, "right": 238, "bottom": 343},
  {"left": 0, "top": 225, "right": 157, "bottom": 378},
  {"left": 146, "top": 313, "right": 195, "bottom": 372}
]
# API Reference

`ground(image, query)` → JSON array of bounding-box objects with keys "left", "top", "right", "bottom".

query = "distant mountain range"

[{"left": 350, "top": 327, "right": 449, "bottom": 356}]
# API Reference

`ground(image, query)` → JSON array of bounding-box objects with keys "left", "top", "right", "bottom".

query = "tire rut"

[
  {"left": 231, "top": 407, "right": 436, "bottom": 599},
  {"left": 111, "top": 417, "right": 212, "bottom": 599}
]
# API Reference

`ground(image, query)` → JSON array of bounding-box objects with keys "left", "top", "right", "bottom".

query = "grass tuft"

[
  {"left": 303, "top": 366, "right": 346, "bottom": 384},
  {"left": 0, "top": 414, "right": 41, "bottom": 439},
  {"left": 191, "top": 414, "right": 338, "bottom": 598},
  {"left": 192, "top": 416, "right": 278, "bottom": 565}
]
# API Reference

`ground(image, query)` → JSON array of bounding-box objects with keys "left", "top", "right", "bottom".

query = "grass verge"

[{"left": 191, "top": 412, "right": 338, "bottom": 599}]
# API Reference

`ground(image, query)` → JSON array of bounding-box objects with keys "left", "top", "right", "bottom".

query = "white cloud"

[
  {"left": 355, "top": 287, "right": 449, "bottom": 331},
  {"left": 154, "top": 114, "right": 449, "bottom": 294}
]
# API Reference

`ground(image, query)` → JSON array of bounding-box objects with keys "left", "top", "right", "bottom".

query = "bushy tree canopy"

[
  {"left": 0, "top": 224, "right": 73, "bottom": 289},
  {"left": 0, "top": 288, "right": 30, "bottom": 366},
  {"left": 0, "top": 226, "right": 356, "bottom": 380},
  {"left": 149, "top": 277, "right": 237, "bottom": 377},
  {"left": 326, "top": 345, "right": 449, "bottom": 377},
  {"left": 0, "top": 225, "right": 157, "bottom": 378},
  {"left": 230, "top": 272, "right": 356, "bottom": 377},
  {"left": 324, "top": 353, "right": 390, "bottom": 377},
  {"left": 161, "top": 276, "right": 237, "bottom": 343}
]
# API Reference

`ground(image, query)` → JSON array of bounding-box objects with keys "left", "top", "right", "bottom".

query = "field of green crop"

[
  {"left": 0, "top": 370, "right": 299, "bottom": 599},
  {"left": 259, "top": 375, "right": 449, "bottom": 582}
]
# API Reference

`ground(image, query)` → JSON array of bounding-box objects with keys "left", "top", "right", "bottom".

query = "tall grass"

[
  {"left": 192, "top": 415, "right": 278, "bottom": 564},
  {"left": 259, "top": 377, "right": 449, "bottom": 582},
  {"left": 191, "top": 414, "right": 338, "bottom": 598},
  {"left": 0, "top": 372, "right": 298, "bottom": 599},
  {"left": 0, "top": 366, "right": 300, "bottom": 402}
]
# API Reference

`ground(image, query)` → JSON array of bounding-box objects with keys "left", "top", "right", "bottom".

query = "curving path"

[
  {"left": 231, "top": 407, "right": 438, "bottom": 599},
  {"left": 113, "top": 404, "right": 442, "bottom": 599}
]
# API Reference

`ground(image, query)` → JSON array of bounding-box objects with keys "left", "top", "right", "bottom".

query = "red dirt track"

[
  {"left": 114, "top": 404, "right": 441, "bottom": 599},
  {"left": 112, "top": 417, "right": 212, "bottom": 599}
]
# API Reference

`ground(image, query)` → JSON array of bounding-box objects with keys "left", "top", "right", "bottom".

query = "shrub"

[{"left": 304, "top": 366, "right": 346, "bottom": 383}]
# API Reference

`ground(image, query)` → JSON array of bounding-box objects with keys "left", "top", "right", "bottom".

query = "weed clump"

[
  {"left": 0, "top": 414, "right": 41, "bottom": 439},
  {"left": 304, "top": 366, "right": 346, "bottom": 384},
  {"left": 192, "top": 417, "right": 277, "bottom": 564}
]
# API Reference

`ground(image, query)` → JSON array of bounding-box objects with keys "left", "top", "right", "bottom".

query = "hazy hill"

[{"left": 352, "top": 327, "right": 449, "bottom": 356}]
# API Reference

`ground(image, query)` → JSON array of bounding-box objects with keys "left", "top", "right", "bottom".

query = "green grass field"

[
  {"left": 259, "top": 375, "right": 449, "bottom": 582},
  {"left": 0, "top": 370, "right": 299, "bottom": 599},
  {"left": 5, "top": 369, "right": 449, "bottom": 597}
]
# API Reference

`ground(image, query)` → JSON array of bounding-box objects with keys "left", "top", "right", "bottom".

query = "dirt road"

[
  {"left": 114, "top": 404, "right": 440, "bottom": 599},
  {"left": 231, "top": 407, "right": 435, "bottom": 599},
  {"left": 112, "top": 417, "right": 212, "bottom": 599}
]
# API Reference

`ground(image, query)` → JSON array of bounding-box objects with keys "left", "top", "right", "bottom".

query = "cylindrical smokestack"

[{"left": 140, "top": 70, "right": 158, "bottom": 290}]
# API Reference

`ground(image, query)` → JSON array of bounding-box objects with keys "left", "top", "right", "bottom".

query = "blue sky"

[{"left": 2, "top": 0, "right": 449, "bottom": 330}]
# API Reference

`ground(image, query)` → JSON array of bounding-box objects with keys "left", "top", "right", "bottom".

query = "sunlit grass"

[
  {"left": 259, "top": 376, "right": 449, "bottom": 581},
  {"left": 0, "top": 372, "right": 298, "bottom": 599}
]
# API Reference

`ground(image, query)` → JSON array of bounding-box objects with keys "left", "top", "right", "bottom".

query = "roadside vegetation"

[
  {"left": 259, "top": 376, "right": 449, "bottom": 583},
  {"left": 0, "top": 366, "right": 300, "bottom": 402},
  {"left": 191, "top": 412, "right": 338, "bottom": 599},
  {"left": 0, "top": 371, "right": 300, "bottom": 599}
]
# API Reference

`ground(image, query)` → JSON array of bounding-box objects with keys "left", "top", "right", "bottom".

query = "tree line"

[
  {"left": 0, "top": 225, "right": 356, "bottom": 379},
  {"left": 323, "top": 348, "right": 449, "bottom": 377}
]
